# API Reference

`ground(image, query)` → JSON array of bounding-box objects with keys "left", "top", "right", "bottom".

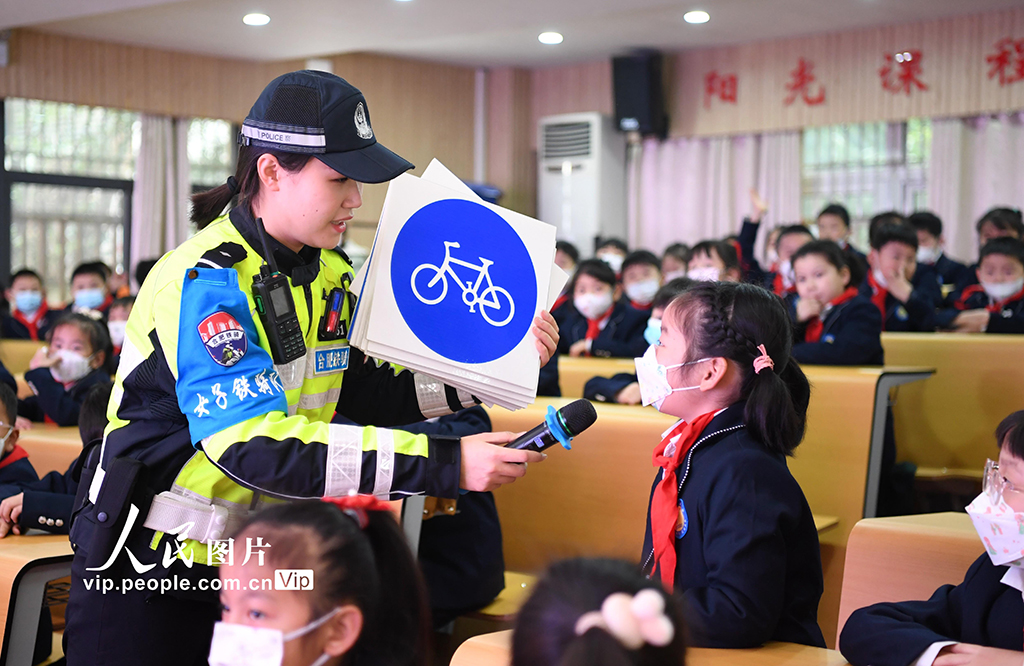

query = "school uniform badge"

[
  {"left": 676, "top": 498, "right": 688, "bottom": 539},
  {"left": 198, "top": 312, "right": 248, "bottom": 367}
]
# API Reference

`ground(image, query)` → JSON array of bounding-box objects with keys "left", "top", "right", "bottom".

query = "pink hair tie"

[{"left": 753, "top": 344, "right": 774, "bottom": 375}]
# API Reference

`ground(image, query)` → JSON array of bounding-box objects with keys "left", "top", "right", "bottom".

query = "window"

[
  {"left": 2, "top": 98, "right": 138, "bottom": 305},
  {"left": 801, "top": 119, "right": 931, "bottom": 250},
  {"left": 187, "top": 118, "right": 235, "bottom": 189}
]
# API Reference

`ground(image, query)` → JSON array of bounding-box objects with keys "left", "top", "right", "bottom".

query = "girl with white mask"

[
  {"left": 212, "top": 496, "right": 429, "bottom": 666},
  {"left": 558, "top": 260, "right": 647, "bottom": 360},
  {"left": 21, "top": 313, "right": 111, "bottom": 427},
  {"left": 633, "top": 282, "right": 825, "bottom": 648},
  {"left": 840, "top": 410, "right": 1024, "bottom": 666}
]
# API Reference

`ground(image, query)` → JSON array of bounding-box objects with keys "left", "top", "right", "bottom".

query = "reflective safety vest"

[{"left": 88, "top": 209, "right": 476, "bottom": 565}]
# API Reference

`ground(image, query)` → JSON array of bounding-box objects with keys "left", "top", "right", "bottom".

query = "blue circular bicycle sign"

[{"left": 391, "top": 199, "right": 537, "bottom": 364}]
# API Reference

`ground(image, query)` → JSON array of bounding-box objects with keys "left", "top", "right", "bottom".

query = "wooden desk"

[
  {"left": 12, "top": 374, "right": 31, "bottom": 401},
  {"left": 837, "top": 513, "right": 979, "bottom": 643},
  {"left": 882, "top": 333, "right": 1024, "bottom": 472},
  {"left": 0, "top": 341, "right": 44, "bottom": 376},
  {"left": 18, "top": 427, "right": 82, "bottom": 476},
  {"left": 450, "top": 631, "right": 849, "bottom": 666},
  {"left": 813, "top": 515, "right": 839, "bottom": 533},
  {"left": 557, "top": 356, "right": 635, "bottom": 399},
  {"left": 0, "top": 535, "right": 74, "bottom": 666}
]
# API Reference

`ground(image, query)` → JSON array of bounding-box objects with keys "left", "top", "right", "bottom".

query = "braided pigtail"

[{"left": 667, "top": 282, "right": 810, "bottom": 455}]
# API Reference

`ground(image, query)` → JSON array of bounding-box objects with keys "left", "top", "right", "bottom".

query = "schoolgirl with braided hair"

[{"left": 634, "top": 281, "right": 825, "bottom": 648}]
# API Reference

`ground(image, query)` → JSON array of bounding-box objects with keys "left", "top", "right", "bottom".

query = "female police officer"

[{"left": 64, "top": 70, "right": 558, "bottom": 665}]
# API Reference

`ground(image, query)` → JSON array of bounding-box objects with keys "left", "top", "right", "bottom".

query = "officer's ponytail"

[
  {"left": 666, "top": 281, "right": 810, "bottom": 456},
  {"left": 190, "top": 144, "right": 313, "bottom": 230},
  {"left": 512, "top": 558, "right": 687, "bottom": 666},
  {"left": 233, "top": 499, "right": 429, "bottom": 666}
]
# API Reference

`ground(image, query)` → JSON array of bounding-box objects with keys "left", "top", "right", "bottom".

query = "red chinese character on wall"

[
  {"left": 986, "top": 38, "right": 1024, "bottom": 87},
  {"left": 879, "top": 50, "right": 928, "bottom": 95},
  {"left": 784, "top": 58, "right": 826, "bottom": 106},
  {"left": 704, "top": 71, "right": 739, "bottom": 109}
]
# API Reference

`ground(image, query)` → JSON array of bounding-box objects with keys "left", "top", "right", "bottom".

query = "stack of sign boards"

[{"left": 350, "top": 160, "right": 567, "bottom": 410}]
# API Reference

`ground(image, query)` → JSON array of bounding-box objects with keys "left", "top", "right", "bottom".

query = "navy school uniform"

[
  {"left": 791, "top": 291, "right": 884, "bottom": 366},
  {"left": 927, "top": 253, "right": 972, "bottom": 291},
  {"left": 19, "top": 366, "right": 110, "bottom": 426},
  {"left": 0, "top": 359, "right": 16, "bottom": 394},
  {"left": 0, "top": 451, "right": 89, "bottom": 534},
  {"left": 954, "top": 263, "right": 980, "bottom": 294},
  {"left": 0, "top": 445, "right": 40, "bottom": 487},
  {"left": 584, "top": 373, "right": 637, "bottom": 403},
  {"left": 737, "top": 218, "right": 773, "bottom": 289},
  {"left": 934, "top": 284, "right": 1024, "bottom": 334},
  {"left": 557, "top": 300, "right": 648, "bottom": 359},
  {"left": 859, "top": 264, "right": 943, "bottom": 332},
  {"left": 640, "top": 403, "right": 825, "bottom": 648},
  {"left": 839, "top": 554, "right": 1023, "bottom": 666},
  {"left": 2, "top": 306, "right": 58, "bottom": 341}
]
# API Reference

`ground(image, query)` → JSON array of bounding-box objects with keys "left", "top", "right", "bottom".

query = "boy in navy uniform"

[
  {"left": 908, "top": 211, "right": 971, "bottom": 291},
  {"left": 840, "top": 411, "right": 1024, "bottom": 666},
  {"left": 861, "top": 223, "right": 943, "bottom": 331},
  {"left": 2, "top": 269, "right": 57, "bottom": 341},
  {"left": 936, "top": 238, "right": 1024, "bottom": 334},
  {"left": 0, "top": 382, "right": 111, "bottom": 537},
  {"left": 620, "top": 250, "right": 662, "bottom": 314},
  {"left": 955, "top": 208, "right": 1024, "bottom": 293},
  {"left": 0, "top": 385, "right": 38, "bottom": 488}
]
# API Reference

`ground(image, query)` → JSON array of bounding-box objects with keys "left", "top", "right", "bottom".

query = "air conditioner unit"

[{"left": 537, "top": 112, "right": 626, "bottom": 253}]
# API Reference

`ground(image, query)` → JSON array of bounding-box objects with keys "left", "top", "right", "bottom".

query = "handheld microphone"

[{"left": 505, "top": 399, "right": 598, "bottom": 452}]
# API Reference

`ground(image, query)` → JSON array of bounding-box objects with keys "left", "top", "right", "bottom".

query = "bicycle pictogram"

[{"left": 410, "top": 241, "right": 516, "bottom": 327}]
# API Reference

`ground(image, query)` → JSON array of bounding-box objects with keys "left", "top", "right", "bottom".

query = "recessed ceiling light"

[
  {"left": 243, "top": 13, "right": 270, "bottom": 26},
  {"left": 683, "top": 10, "right": 710, "bottom": 24},
  {"left": 395, "top": 0, "right": 413, "bottom": 3},
  {"left": 539, "top": 31, "right": 563, "bottom": 45}
]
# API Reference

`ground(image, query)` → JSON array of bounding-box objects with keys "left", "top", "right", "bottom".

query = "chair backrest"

[
  {"left": 556, "top": 356, "right": 636, "bottom": 399},
  {"left": 883, "top": 332, "right": 1024, "bottom": 471},
  {"left": 837, "top": 512, "right": 981, "bottom": 646},
  {"left": 0, "top": 340, "right": 45, "bottom": 375}
]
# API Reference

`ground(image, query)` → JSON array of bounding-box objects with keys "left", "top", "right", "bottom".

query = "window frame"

[{"left": 0, "top": 98, "right": 134, "bottom": 293}]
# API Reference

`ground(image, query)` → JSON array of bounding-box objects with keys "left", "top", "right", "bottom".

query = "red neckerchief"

[
  {"left": 551, "top": 292, "right": 568, "bottom": 313},
  {"left": 0, "top": 445, "right": 29, "bottom": 470},
  {"left": 805, "top": 287, "right": 859, "bottom": 343},
  {"left": 12, "top": 303, "right": 50, "bottom": 341},
  {"left": 772, "top": 272, "right": 795, "bottom": 297},
  {"left": 628, "top": 299, "right": 652, "bottom": 311},
  {"left": 957, "top": 284, "right": 1024, "bottom": 313},
  {"left": 866, "top": 270, "right": 889, "bottom": 319},
  {"left": 650, "top": 411, "right": 718, "bottom": 589},
  {"left": 584, "top": 305, "right": 614, "bottom": 355}
]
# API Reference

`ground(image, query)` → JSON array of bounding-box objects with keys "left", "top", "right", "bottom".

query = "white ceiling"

[{"left": 3, "top": 0, "right": 1023, "bottom": 68}]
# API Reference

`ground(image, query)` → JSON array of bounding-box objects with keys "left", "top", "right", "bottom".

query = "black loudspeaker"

[{"left": 612, "top": 51, "right": 668, "bottom": 139}]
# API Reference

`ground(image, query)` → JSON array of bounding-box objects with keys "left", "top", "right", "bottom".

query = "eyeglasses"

[{"left": 984, "top": 459, "right": 1024, "bottom": 505}]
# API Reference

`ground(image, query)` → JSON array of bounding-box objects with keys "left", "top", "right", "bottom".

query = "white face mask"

[
  {"left": 663, "top": 270, "right": 687, "bottom": 283},
  {"left": 625, "top": 279, "right": 659, "bottom": 306},
  {"left": 982, "top": 277, "right": 1024, "bottom": 303},
  {"left": 108, "top": 321, "right": 127, "bottom": 348},
  {"left": 208, "top": 608, "right": 341, "bottom": 666},
  {"left": 50, "top": 349, "right": 95, "bottom": 384},
  {"left": 633, "top": 344, "right": 711, "bottom": 411},
  {"left": 0, "top": 425, "right": 14, "bottom": 451},
  {"left": 871, "top": 268, "right": 889, "bottom": 289},
  {"left": 687, "top": 266, "right": 721, "bottom": 282},
  {"left": 778, "top": 260, "right": 795, "bottom": 288},
  {"left": 597, "top": 253, "right": 624, "bottom": 274},
  {"left": 916, "top": 245, "right": 942, "bottom": 265},
  {"left": 966, "top": 492, "right": 1024, "bottom": 568},
  {"left": 574, "top": 291, "right": 614, "bottom": 321}
]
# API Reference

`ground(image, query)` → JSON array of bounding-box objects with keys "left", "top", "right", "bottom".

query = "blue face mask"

[
  {"left": 14, "top": 291, "right": 42, "bottom": 315},
  {"left": 74, "top": 288, "right": 106, "bottom": 311},
  {"left": 644, "top": 317, "right": 662, "bottom": 346}
]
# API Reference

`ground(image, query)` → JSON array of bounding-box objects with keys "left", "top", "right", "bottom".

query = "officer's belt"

[{"left": 142, "top": 491, "right": 252, "bottom": 545}]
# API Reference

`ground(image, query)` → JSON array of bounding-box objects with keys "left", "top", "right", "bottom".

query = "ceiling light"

[
  {"left": 538, "top": 32, "right": 563, "bottom": 45},
  {"left": 684, "top": 10, "right": 710, "bottom": 24},
  {"left": 395, "top": 0, "right": 414, "bottom": 3},
  {"left": 243, "top": 13, "right": 270, "bottom": 26}
]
